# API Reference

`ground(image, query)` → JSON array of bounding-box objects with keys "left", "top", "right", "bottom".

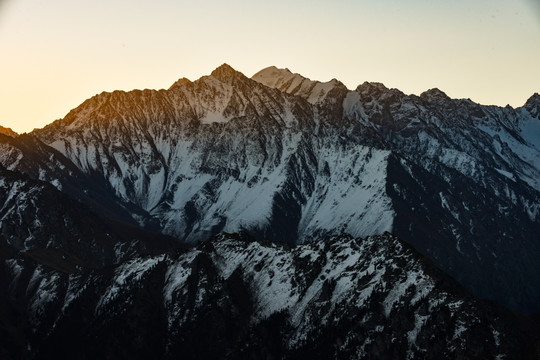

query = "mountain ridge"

[
  {"left": 0, "top": 126, "right": 18, "bottom": 138},
  {"left": 1, "top": 64, "right": 539, "bottom": 314},
  {"left": 3, "top": 232, "right": 539, "bottom": 359}
]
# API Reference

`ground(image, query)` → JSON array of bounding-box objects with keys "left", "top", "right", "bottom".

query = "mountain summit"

[
  {"left": 252, "top": 66, "right": 346, "bottom": 104},
  {"left": 210, "top": 63, "right": 244, "bottom": 83},
  {"left": 525, "top": 92, "right": 540, "bottom": 118}
]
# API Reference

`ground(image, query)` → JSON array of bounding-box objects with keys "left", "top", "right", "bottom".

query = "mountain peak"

[
  {"left": 420, "top": 88, "right": 451, "bottom": 103},
  {"left": 525, "top": 92, "right": 540, "bottom": 107},
  {"left": 252, "top": 65, "right": 298, "bottom": 84},
  {"left": 0, "top": 125, "right": 18, "bottom": 137},
  {"left": 524, "top": 92, "right": 540, "bottom": 118},
  {"left": 168, "top": 77, "right": 192, "bottom": 90},
  {"left": 355, "top": 82, "right": 393, "bottom": 100},
  {"left": 252, "top": 66, "right": 346, "bottom": 104},
  {"left": 252, "top": 65, "right": 292, "bottom": 78},
  {"left": 210, "top": 63, "right": 241, "bottom": 83},
  {"left": 356, "top": 81, "right": 388, "bottom": 92}
]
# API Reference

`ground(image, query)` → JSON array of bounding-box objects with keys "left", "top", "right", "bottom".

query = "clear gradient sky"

[{"left": 1, "top": 0, "right": 539, "bottom": 133}]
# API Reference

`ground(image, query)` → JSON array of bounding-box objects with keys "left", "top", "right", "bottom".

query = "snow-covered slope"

[
  {"left": 252, "top": 66, "right": 347, "bottom": 104},
  {"left": 3, "top": 232, "right": 537, "bottom": 359}
]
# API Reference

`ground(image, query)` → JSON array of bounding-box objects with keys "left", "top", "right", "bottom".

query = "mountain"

[
  {"left": 255, "top": 67, "right": 540, "bottom": 313},
  {"left": 1, "top": 64, "right": 540, "bottom": 358},
  {"left": 2, "top": 232, "right": 538, "bottom": 359},
  {"left": 0, "top": 126, "right": 17, "bottom": 138},
  {"left": 31, "top": 64, "right": 383, "bottom": 244},
  {"left": 1, "top": 64, "right": 533, "bottom": 314}
]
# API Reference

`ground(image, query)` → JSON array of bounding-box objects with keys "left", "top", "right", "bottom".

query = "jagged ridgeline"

[
  {"left": 1, "top": 64, "right": 540, "bottom": 358},
  {"left": 2, "top": 64, "right": 540, "bottom": 313},
  {"left": 2, "top": 233, "right": 539, "bottom": 359}
]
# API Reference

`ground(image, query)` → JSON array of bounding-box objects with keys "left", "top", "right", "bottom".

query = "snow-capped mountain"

[
  {"left": 251, "top": 66, "right": 347, "bottom": 104},
  {"left": 2, "top": 232, "right": 538, "bottom": 359},
  {"left": 1, "top": 64, "right": 540, "bottom": 315},
  {"left": 256, "top": 67, "right": 540, "bottom": 313},
  {"left": 28, "top": 64, "right": 392, "bottom": 245}
]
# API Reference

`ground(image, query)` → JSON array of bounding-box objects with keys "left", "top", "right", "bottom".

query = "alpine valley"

[{"left": 1, "top": 64, "right": 540, "bottom": 359}]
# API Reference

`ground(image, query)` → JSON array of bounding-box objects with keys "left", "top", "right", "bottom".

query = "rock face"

[
  {"left": 0, "top": 64, "right": 539, "bottom": 315},
  {"left": 2, "top": 232, "right": 538, "bottom": 359}
]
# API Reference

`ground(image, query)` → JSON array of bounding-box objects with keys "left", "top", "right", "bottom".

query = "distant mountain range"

[{"left": 1, "top": 64, "right": 539, "bottom": 359}]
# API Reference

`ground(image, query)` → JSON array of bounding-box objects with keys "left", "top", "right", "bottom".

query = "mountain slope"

[
  {"left": 252, "top": 66, "right": 347, "bottom": 104},
  {"left": 0, "top": 133, "right": 144, "bottom": 226},
  {"left": 3, "top": 232, "right": 538, "bottom": 359},
  {"left": 0, "top": 126, "right": 17, "bottom": 138}
]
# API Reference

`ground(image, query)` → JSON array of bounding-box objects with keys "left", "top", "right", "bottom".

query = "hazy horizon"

[{"left": 1, "top": 0, "right": 539, "bottom": 133}]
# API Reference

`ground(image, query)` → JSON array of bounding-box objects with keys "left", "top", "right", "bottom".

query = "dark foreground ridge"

[{"left": 1, "top": 232, "right": 539, "bottom": 359}]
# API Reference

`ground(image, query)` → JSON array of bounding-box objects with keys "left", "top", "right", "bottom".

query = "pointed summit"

[
  {"left": 524, "top": 92, "right": 540, "bottom": 118},
  {"left": 210, "top": 63, "right": 242, "bottom": 83},
  {"left": 525, "top": 93, "right": 540, "bottom": 107}
]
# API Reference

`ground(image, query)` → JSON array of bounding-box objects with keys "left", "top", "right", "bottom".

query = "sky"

[{"left": 0, "top": 0, "right": 539, "bottom": 133}]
